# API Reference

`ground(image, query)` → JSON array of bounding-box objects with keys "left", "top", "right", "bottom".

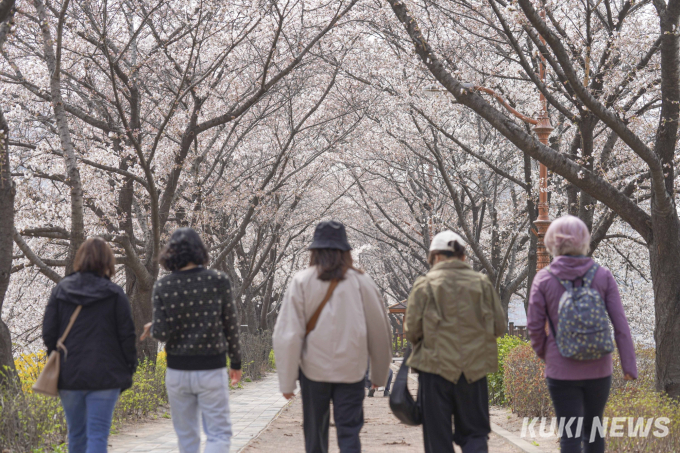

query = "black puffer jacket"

[{"left": 42, "top": 272, "right": 137, "bottom": 391}]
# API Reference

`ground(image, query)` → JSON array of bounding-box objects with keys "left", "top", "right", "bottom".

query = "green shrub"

[
  {"left": 504, "top": 344, "right": 661, "bottom": 419},
  {"left": 488, "top": 335, "right": 528, "bottom": 405},
  {"left": 2, "top": 333, "right": 275, "bottom": 451},
  {"left": 268, "top": 349, "right": 276, "bottom": 369},
  {"left": 112, "top": 356, "right": 168, "bottom": 430},
  {"left": 392, "top": 337, "right": 408, "bottom": 355},
  {"left": 611, "top": 344, "right": 656, "bottom": 393},
  {"left": 604, "top": 387, "right": 680, "bottom": 452},
  {"left": 502, "top": 343, "right": 680, "bottom": 451},
  {"left": 0, "top": 376, "right": 69, "bottom": 452}
]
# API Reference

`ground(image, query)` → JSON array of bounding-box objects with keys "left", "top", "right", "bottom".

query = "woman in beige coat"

[{"left": 273, "top": 220, "right": 392, "bottom": 453}]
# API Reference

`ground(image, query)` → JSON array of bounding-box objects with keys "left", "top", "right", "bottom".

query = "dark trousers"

[
  {"left": 419, "top": 371, "right": 490, "bottom": 453},
  {"left": 546, "top": 376, "right": 612, "bottom": 453},
  {"left": 299, "top": 371, "right": 365, "bottom": 453},
  {"left": 364, "top": 367, "right": 393, "bottom": 391}
]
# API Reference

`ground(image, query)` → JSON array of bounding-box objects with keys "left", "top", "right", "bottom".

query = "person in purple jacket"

[{"left": 528, "top": 215, "right": 637, "bottom": 453}]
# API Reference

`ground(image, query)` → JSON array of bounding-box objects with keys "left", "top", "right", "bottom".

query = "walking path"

[
  {"left": 109, "top": 374, "right": 293, "bottom": 452},
  {"left": 241, "top": 382, "right": 524, "bottom": 453},
  {"left": 109, "top": 368, "right": 550, "bottom": 452}
]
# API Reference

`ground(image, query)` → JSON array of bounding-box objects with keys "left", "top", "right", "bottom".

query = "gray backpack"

[{"left": 546, "top": 264, "right": 614, "bottom": 360}]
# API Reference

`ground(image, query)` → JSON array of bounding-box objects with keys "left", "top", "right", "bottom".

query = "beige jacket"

[
  {"left": 273, "top": 267, "right": 392, "bottom": 394},
  {"left": 405, "top": 259, "right": 506, "bottom": 384}
]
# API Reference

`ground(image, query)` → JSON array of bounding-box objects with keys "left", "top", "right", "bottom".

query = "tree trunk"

[
  {"left": 34, "top": 0, "right": 85, "bottom": 273},
  {"left": 245, "top": 296, "right": 258, "bottom": 334},
  {"left": 649, "top": 214, "right": 680, "bottom": 397},
  {"left": 578, "top": 119, "right": 596, "bottom": 230},
  {"left": 523, "top": 154, "right": 538, "bottom": 315},
  {"left": 259, "top": 278, "right": 275, "bottom": 331},
  {"left": 130, "top": 281, "right": 156, "bottom": 363},
  {"left": 499, "top": 287, "right": 511, "bottom": 325},
  {"left": 0, "top": 320, "right": 13, "bottom": 380},
  {"left": 0, "top": 104, "right": 16, "bottom": 382}
]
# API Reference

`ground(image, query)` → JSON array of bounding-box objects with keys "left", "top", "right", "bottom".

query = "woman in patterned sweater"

[{"left": 141, "top": 228, "right": 242, "bottom": 453}]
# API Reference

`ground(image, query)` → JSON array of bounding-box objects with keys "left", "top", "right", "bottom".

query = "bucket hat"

[{"left": 308, "top": 220, "right": 352, "bottom": 251}]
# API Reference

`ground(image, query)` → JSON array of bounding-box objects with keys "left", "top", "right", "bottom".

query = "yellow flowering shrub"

[
  {"left": 112, "top": 354, "right": 168, "bottom": 429},
  {"left": 1, "top": 353, "right": 169, "bottom": 452},
  {"left": 14, "top": 351, "right": 48, "bottom": 392},
  {"left": 3, "top": 339, "right": 270, "bottom": 451}
]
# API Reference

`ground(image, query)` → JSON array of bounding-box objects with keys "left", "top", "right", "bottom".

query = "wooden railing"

[
  {"left": 393, "top": 332, "right": 408, "bottom": 354},
  {"left": 507, "top": 322, "right": 529, "bottom": 340}
]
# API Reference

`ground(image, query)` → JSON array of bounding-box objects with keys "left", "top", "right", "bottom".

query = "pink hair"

[{"left": 544, "top": 215, "right": 591, "bottom": 257}]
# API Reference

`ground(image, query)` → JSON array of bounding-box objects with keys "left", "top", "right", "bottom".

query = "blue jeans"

[{"left": 59, "top": 389, "right": 121, "bottom": 453}]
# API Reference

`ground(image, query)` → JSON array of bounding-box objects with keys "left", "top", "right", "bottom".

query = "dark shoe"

[
  {"left": 383, "top": 390, "right": 390, "bottom": 397},
  {"left": 368, "top": 388, "right": 375, "bottom": 397}
]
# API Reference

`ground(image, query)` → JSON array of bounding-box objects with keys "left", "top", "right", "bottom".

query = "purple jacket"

[{"left": 527, "top": 256, "right": 638, "bottom": 380}]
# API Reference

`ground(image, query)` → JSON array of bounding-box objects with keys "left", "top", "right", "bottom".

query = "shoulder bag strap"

[
  {"left": 582, "top": 263, "right": 600, "bottom": 288},
  {"left": 543, "top": 266, "right": 558, "bottom": 338},
  {"left": 56, "top": 305, "right": 82, "bottom": 359},
  {"left": 305, "top": 279, "right": 339, "bottom": 338}
]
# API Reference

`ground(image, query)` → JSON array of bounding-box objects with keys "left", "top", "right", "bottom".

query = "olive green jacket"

[{"left": 405, "top": 259, "right": 506, "bottom": 384}]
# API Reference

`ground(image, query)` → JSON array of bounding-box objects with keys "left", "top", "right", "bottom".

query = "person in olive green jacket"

[{"left": 405, "top": 231, "right": 506, "bottom": 453}]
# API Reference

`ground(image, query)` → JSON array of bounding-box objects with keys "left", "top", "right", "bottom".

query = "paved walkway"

[
  {"left": 243, "top": 365, "right": 525, "bottom": 453},
  {"left": 109, "top": 368, "right": 545, "bottom": 453},
  {"left": 109, "top": 374, "right": 292, "bottom": 452}
]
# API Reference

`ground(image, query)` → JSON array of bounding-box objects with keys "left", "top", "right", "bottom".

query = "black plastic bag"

[{"left": 388, "top": 347, "right": 422, "bottom": 426}]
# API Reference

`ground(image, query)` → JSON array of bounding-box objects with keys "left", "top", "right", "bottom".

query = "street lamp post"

[
  {"left": 533, "top": 16, "right": 553, "bottom": 271},
  {"left": 533, "top": 113, "right": 553, "bottom": 271},
  {"left": 532, "top": 5, "right": 553, "bottom": 271}
]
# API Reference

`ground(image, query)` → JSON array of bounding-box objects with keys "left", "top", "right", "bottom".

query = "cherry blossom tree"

[
  {"left": 2, "top": 0, "right": 360, "bottom": 359},
  {"left": 384, "top": 0, "right": 680, "bottom": 396},
  {"left": 0, "top": 0, "right": 671, "bottom": 399}
]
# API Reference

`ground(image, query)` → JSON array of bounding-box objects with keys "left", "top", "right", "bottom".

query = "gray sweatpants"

[{"left": 166, "top": 368, "right": 233, "bottom": 453}]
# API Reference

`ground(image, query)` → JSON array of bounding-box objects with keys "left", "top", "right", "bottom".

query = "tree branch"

[{"left": 13, "top": 228, "right": 61, "bottom": 283}]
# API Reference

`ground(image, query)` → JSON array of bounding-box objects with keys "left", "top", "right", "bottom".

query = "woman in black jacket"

[{"left": 42, "top": 238, "right": 137, "bottom": 453}]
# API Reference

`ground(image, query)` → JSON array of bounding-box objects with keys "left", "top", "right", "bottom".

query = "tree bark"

[
  {"left": 0, "top": 104, "right": 16, "bottom": 382},
  {"left": 649, "top": 206, "right": 680, "bottom": 396},
  {"left": 130, "top": 280, "right": 156, "bottom": 363},
  {"left": 34, "top": 0, "right": 85, "bottom": 273},
  {"left": 0, "top": 0, "right": 16, "bottom": 375},
  {"left": 523, "top": 154, "right": 538, "bottom": 315},
  {"left": 578, "top": 118, "right": 597, "bottom": 230}
]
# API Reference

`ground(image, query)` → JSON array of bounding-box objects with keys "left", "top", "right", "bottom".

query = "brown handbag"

[
  {"left": 32, "top": 305, "right": 82, "bottom": 397},
  {"left": 305, "top": 279, "right": 339, "bottom": 338}
]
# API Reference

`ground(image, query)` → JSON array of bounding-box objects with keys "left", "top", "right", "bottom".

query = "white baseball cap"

[{"left": 429, "top": 230, "right": 466, "bottom": 252}]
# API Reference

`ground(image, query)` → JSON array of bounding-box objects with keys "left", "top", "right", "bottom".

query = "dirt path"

[{"left": 243, "top": 379, "right": 523, "bottom": 453}]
